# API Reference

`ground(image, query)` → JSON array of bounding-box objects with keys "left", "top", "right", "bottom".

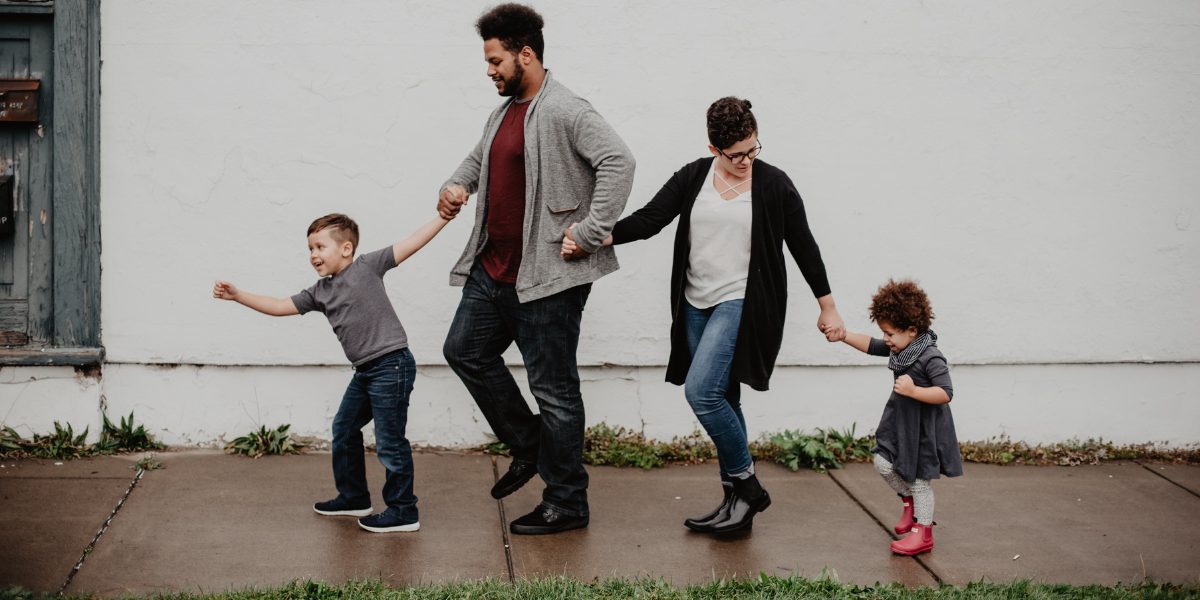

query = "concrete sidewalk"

[{"left": 2, "top": 451, "right": 1198, "bottom": 596}]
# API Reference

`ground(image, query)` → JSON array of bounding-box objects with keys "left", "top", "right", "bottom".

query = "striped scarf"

[{"left": 889, "top": 330, "right": 937, "bottom": 372}]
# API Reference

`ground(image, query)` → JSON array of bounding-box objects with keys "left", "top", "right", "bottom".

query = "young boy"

[{"left": 213, "top": 212, "right": 450, "bottom": 533}]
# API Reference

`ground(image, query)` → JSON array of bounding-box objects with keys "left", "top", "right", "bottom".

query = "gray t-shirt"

[{"left": 291, "top": 247, "right": 409, "bottom": 366}]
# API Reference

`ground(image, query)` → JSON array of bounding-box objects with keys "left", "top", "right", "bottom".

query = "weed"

[
  {"left": 0, "top": 412, "right": 165, "bottom": 460},
  {"left": 583, "top": 424, "right": 717, "bottom": 470},
  {"left": 481, "top": 422, "right": 1200, "bottom": 473},
  {"left": 751, "top": 425, "right": 875, "bottom": 473},
  {"left": 0, "top": 427, "right": 24, "bottom": 456},
  {"left": 960, "top": 435, "right": 1200, "bottom": 466},
  {"left": 25, "top": 422, "right": 92, "bottom": 460},
  {"left": 135, "top": 455, "right": 164, "bottom": 471},
  {"left": 584, "top": 423, "right": 667, "bottom": 469},
  {"left": 97, "top": 411, "right": 166, "bottom": 454},
  {"left": 0, "top": 585, "right": 34, "bottom": 600},
  {"left": 224, "top": 424, "right": 305, "bottom": 458}
]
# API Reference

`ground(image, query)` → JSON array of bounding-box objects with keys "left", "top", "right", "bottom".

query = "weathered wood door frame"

[{"left": 0, "top": 0, "right": 101, "bottom": 366}]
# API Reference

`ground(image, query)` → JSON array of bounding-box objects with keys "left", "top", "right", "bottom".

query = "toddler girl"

[{"left": 834, "top": 279, "right": 962, "bottom": 555}]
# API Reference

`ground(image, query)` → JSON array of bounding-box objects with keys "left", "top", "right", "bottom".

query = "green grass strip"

[{"left": 9, "top": 576, "right": 1197, "bottom": 600}]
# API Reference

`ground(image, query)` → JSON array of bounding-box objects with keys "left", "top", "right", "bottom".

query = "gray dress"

[{"left": 869, "top": 338, "right": 963, "bottom": 482}]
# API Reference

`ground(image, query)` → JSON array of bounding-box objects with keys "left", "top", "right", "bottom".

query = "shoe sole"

[
  {"left": 358, "top": 520, "right": 421, "bottom": 533},
  {"left": 890, "top": 544, "right": 933, "bottom": 556},
  {"left": 490, "top": 473, "right": 538, "bottom": 499},
  {"left": 314, "top": 506, "right": 373, "bottom": 517},
  {"left": 510, "top": 521, "right": 588, "bottom": 535}
]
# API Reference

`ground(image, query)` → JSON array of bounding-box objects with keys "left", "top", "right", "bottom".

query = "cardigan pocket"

[{"left": 546, "top": 198, "right": 581, "bottom": 214}]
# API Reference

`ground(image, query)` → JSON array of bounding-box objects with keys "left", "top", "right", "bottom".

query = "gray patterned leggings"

[{"left": 874, "top": 453, "right": 934, "bottom": 525}]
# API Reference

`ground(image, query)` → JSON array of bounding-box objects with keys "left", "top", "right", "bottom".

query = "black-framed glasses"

[{"left": 720, "top": 141, "right": 763, "bottom": 165}]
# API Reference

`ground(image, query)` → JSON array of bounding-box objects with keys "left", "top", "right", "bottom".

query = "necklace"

[{"left": 714, "top": 169, "right": 751, "bottom": 197}]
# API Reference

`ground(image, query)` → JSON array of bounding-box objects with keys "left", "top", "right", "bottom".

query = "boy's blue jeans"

[
  {"left": 683, "top": 299, "right": 752, "bottom": 477},
  {"left": 444, "top": 264, "right": 591, "bottom": 517},
  {"left": 331, "top": 347, "right": 418, "bottom": 522}
]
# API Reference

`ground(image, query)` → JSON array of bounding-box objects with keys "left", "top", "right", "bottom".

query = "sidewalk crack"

[
  {"left": 825, "top": 470, "right": 944, "bottom": 585},
  {"left": 1135, "top": 460, "right": 1200, "bottom": 500},
  {"left": 58, "top": 467, "right": 147, "bottom": 595},
  {"left": 491, "top": 456, "right": 516, "bottom": 583}
]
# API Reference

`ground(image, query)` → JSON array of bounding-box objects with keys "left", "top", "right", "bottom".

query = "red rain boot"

[
  {"left": 890, "top": 522, "right": 934, "bottom": 555},
  {"left": 893, "top": 496, "right": 914, "bottom": 534}
]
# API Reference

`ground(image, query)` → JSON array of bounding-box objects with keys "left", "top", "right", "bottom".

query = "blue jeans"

[
  {"left": 683, "top": 299, "right": 752, "bottom": 477},
  {"left": 444, "top": 264, "right": 591, "bottom": 517},
  {"left": 331, "top": 347, "right": 418, "bottom": 521}
]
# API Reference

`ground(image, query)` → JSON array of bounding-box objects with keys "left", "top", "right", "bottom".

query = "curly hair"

[
  {"left": 869, "top": 279, "right": 935, "bottom": 333},
  {"left": 476, "top": 3, "right": 545, "bottom": 62},
  {"left": 307, "top": 213, "right": 359, "bottom": 252},
  {"left": 706, "top": 97, "right": 757, "bottom": 150}
]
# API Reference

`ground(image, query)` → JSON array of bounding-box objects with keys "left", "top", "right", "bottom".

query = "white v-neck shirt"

[{"left": 684, "top": 161, "right": 753, "bottom": 309}]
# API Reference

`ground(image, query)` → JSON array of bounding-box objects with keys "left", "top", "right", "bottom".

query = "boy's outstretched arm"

[
  {"left": 838, "top": 330, "right": 873, "bottom": 354},
  {"left": 393, "top": 215, "right": 452, "bottom": 265},
  {"left": 213, "top": 281, "right": 299, "bottom": 316}
]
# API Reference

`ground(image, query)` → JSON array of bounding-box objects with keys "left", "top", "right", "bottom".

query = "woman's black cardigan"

[{"left": 611, "top": 157, "right": 831, "bottom": 391}]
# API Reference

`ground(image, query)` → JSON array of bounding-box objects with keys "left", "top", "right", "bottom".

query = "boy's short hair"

[
  {"left": 307, "top": 213, "right": 359, "bottom": 252},
  {"left": 476, "top": 3, "right": 545, "bottom": 62},
  {"left": 869, "top": 279, "right": 935, "bottom": 333},
  {"left": 707, "top": 97, "right": 757, "bottom": 150}
]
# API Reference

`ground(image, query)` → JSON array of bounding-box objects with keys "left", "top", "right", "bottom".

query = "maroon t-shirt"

[{"left": 480, "top": 100, "right": 531, "bottom": 284}]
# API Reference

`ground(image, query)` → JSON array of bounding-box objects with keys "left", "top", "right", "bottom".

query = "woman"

[{"left": 562, "top": 97, "right": 845, "bottom": 534}]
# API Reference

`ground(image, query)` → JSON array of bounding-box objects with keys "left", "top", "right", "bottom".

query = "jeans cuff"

[{"left": 541, "top": 500, "right": 588, "bottom": 519}]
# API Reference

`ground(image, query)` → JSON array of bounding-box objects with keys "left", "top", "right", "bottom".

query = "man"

[{"left": 438, "top": 3, "right": 634, "bottom": 535}]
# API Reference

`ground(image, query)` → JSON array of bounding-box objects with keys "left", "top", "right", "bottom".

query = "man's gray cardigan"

[{"left": 443, "top": 71, "right": 635, "bottom": 302}]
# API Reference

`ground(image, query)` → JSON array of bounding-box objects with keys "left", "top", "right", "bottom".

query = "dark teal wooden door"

[{"left": 0, "top": 16, "right": 53, "bottom": 346}]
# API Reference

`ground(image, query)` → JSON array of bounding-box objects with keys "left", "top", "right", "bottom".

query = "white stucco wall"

[{"left": 3, "top": 0, "right": 1199, "bottom": 446}]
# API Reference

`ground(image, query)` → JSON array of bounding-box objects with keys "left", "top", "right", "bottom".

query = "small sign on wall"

[{"left": 0, "top": 80, "right": 40, "bottom": 123}]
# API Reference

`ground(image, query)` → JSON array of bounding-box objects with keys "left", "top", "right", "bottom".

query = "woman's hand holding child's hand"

[{"left": 893, "top": 374, "right": 916, "bottom": 397}]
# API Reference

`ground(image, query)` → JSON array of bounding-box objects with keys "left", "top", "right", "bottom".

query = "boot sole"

[
  {"left": 709, "top": 522, "right": 753, "bottom": 535},
  {"left": 890, "top": 544, "right": 933, "bottom": 556},
  {"left": 314, "top": 506, "right": 373, "bottom": 517}
]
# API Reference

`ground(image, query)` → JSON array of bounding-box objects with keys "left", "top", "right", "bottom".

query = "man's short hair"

[
  {"left": 707, "top": 97, "right": 758, "bottom": 150},
  {"left": 476, "top": 3, "right": 545, "bottom": 62},
  {"left": 307, "top": 213, "right": 360, "bottom": 252}
]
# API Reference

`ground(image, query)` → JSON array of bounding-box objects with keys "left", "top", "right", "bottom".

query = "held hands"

[
  {"left": 560, "top": 223, "right": 589, "bottom": 261},
  {"left": 894, "top": 374, "right": 916, "bottom": 397},
  {"left": 437, "top": 184, "right": 469, "bottom": 220},
  {"left": 823, "top": 325, "right": 847, "bottom": 343},
  {"left": 817, "top": 308, "right": 846, "bottom": 342},
  {"left": 212, "top": 280, "right": 239, "bottom": 301}
]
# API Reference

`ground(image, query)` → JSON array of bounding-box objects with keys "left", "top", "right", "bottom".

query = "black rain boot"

[
  {"left": 708, "top": 473, "right": 771, "bottom": 534},
  {"left": 684, "top": 476, "right": 734, "bottom": 532}
]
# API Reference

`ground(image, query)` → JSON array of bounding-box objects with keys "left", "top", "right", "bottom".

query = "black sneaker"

[
  {"left": 490, "top": 458, "right": 538, "bottom": 499},
  {"left": 509, "top": 504, "right": 588, "bottom": 535},
  {"left": 313, "top": 497, "right": 372, "bottom": 517},
  {"left": 358, "top": 508, "right": 420, "bottom": 533}
]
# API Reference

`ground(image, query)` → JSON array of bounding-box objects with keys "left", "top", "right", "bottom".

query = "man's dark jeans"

[
  {"left": 444, "top": 264, "right": 591, "bottom": 517},
  {"left": 331, "top": 347, "right": 418, "bottom": 522}
]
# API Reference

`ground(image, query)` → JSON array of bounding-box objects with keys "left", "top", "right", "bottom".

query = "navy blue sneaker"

[
  {"left": 358, "top": 508, "right": 420, "bottom": 533},
  {"left": 313, "top": 497, "right": 372, "bottom": 517}
]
